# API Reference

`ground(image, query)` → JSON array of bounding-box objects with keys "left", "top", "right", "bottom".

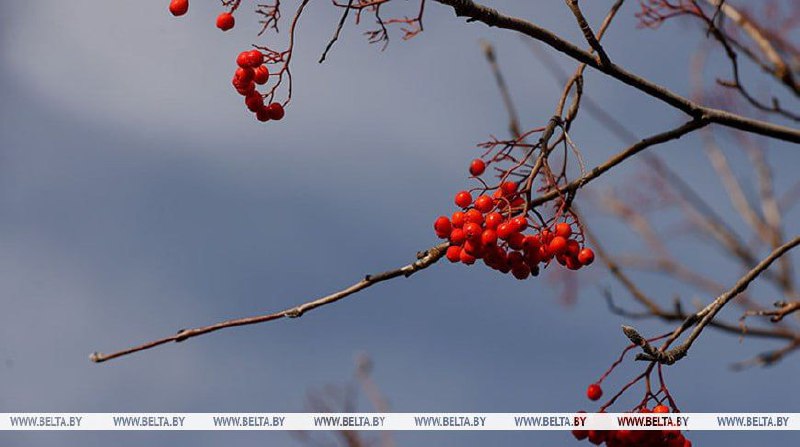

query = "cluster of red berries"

[
  {"left": 232, "top": 51, "right": 285, "bottom": 122},
  {"left": 169, "top": 0, "right": 235, "bottom": 31},
  {"left": 572, "top": 406, "right": 692, "bottom": 447},
  {"left": 576, "top": 385, "right": 692, "bottom": 447},
  {"left": 169, "top": 0, "right": 284, "bottom": 122},
  {"left": 434, "top": 159, "right": 594, "bottom": 279}
]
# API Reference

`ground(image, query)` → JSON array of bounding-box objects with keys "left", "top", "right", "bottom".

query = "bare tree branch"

[
  {"left": 624, "top": 235, "right": 800, "bottom": 365},
  {"left": 564, "top": 0, "right": 611, "bottom": 66},
  {"left": 530, "top": 119, "right": 708, "bottom": 207},
  {"left": 480, "top": 41, "right": 522, "bottom": 139},
  {"left": 433, "top": 0, "right": 800, "bottom": 142},
  {"left": 90, "top": 242, "right": 448, "bottom": 363}
]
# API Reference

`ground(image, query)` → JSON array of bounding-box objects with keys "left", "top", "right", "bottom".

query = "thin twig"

[
  {"left": 530, "top": 119, "right": 709, "bottom": 207},
  {"left": 480, "top": 41, "right": 522, "bottom": 139},
  {"left": 90, "top": 243, "right": 448, "bottom": 363},
  {"left": 564, "top": 0, "right": 611, "bottom": 66}
]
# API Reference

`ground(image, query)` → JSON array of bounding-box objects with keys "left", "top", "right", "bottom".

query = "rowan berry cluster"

[
  {"left": 434, "top": 158, "right": 594, "bottom": 280},
  {"left": 168, "top": 0, "right": 287, "bottom": 123},
  {"left": 572, "top": 404, "right": 692, "bottom": 447},
  {"left": 575, "top": 338, "right": 693, "bottom": 446},
  {"left": 572, "top": 405, "right": 692, "bottom": 447},
  {"left": 232, "top": 51, "right": 285, "bottom": 122}
]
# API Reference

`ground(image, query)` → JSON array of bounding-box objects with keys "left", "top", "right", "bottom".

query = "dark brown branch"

[
  {"left": 432, "top": 0, "right": 800, "bottom": 143},
  {"left": 530, "top": 119, "right": 708, "bottom": 207},
  {"left": 564, "top": 0, "right": 611, "bottom": 66},
  {"left": 480, "top": 41, "right": 522, "bottom": 139},
  {"left": 730, "top": 339, "right": 800, "bottom": 371},
  {"left": 90, "top": 242, "right": 449, "bottom": 363},
  {"left": 702, "top": 0, "right": 799, "bottom": 96},
  {"left": 320, "top": 0, "right": 355, "bottom": 63},
  {"left": 624, "top": 235, "right": 800, "bottom": 364},
  {"left": 586, "top": 216, "right": 797, "bottom": 349},
  {"left": 744, "top": 300, "right": 800, "bottom": 323}
]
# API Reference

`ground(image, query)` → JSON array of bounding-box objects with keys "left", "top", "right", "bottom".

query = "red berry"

[
  {"left": 449, "top": 228, "right": 466, "bottom": 245},
  {"left": 549, "top": 236, "right": 567, "bottom": 255},
  {"left": 511, "top": 263, "right": 530, "bottom": 280},
  {"left": 266, "top": 102, "right": 285, "bottom": 120},
  {"left": 500, "top": 181, "right": 518, "bottom": 196},
  {"left": 555, "top": 222, "right": 572, "bottom": 238},
  {"left": 459, "top": 249, "right": 476, "bottom": 265},
  {"left": 522, "top": 235, "right": 540, "bottom": 252},
  {"left": 236, "top": 51, "right": 252, "bottom": 68},
  {"left": 484, "top": 212, "right": 502, "bottom": 229},
  {"left": 445, "top": 246, "right": 461, "bottom": 263},
  {"left": 247, "top": 50, "right": 265, "bottom": 67},
  {"left": 236, "top": 83, "right": 256, "bottom": 96},
  {"left": 245, "top": 92, "right": 264, "bottom": 112},
  {"left": 454, "top": 191, "right": 472, "bottom": 208},
  {"left": 481, "top": 229, "right": 498, "bottom": 246},
  {"left": 463, "top": 240, "right": 483, "bottom": 257},
  {"left": 232, "top": 75, "right": 255, "bottom": 95},
  {"left": 507, "top": 232, "right": 525, "bottom": 250},
  {"left": 469, "top": 159, "right": 486, "bottom": 176},
  {"left": 496, "top": 222, "right": 513, "bottom": 240},
  {"left": 465, "top": 208, "right": 484, "bottom": 225},
  {"left": 255, "top": 107, "right": 271, "bottom": 122},
  {"left": 578, "top": 247, "right": 595, "bottom": 265},
  {"left": 253, "top": 65, "right": 269, "bottom": 84},
  {"left": 507, "top": 251, "right": 524, "bottom": 265},
  {"left": 587, "top": 430, "right": 606, "bottom": 446},
  {"left": 653, "top": 404, "right": 670, "bottom": 413},
  {"left": 216, "top": 12, "right": 235, "bottom": 31},
  {"left": 510, "top": 216, "right": 528, "bottom": 232},
  {"left": 474, "top": 195, "right": 494, "bottom": 213},
  {"left": 256, "top": 107, "right": 269, "bottom": 123},
  {"left": 614, "top": 430, "right": 631, "bottom": 443},
  {"left": 235, "top": 67, "right": 255, "bottom": 83},
  {"left": 667, "top": 436, "right": 686, "bottom": 447},
  {"left": 525, "top": 250, "right": 541, "bottom": 268},
  {"left": 565, "top": 239, "right": 580, "bottom": 257},
  {"left": 255, "top": 111, "right": 271, "bottom": 122},
  {"left": 169, "top": 0, "right": 189, "bottom": 16},
  {"left": 451, "top": 211, "right": 466, "bottom": 228},
  {"left": 538, "top": 245, "right": 551, "bottom": 262},
  {"left": 572, "top": 430, "right": 588, "bottom": 441},
  {"left": 565, "top": 255, "right": 582, "bottom": 270},
  {"left": 586, "top": 383, "right": 603, "bottom": 401},
  {"left": 463, "top": 222, "right": 482, "bottom": 241},
  {"left": 434, "top": 216, "right": 452, "bottom": 238}
]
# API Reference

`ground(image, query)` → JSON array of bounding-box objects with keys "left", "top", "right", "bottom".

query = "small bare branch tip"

[{"left": 622, "top": 325, "right": 644, "bottom": 344}]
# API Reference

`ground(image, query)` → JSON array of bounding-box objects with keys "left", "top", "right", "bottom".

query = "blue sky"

[{"left": 1, "top": 1, "right": 798, "bottom": 446}]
